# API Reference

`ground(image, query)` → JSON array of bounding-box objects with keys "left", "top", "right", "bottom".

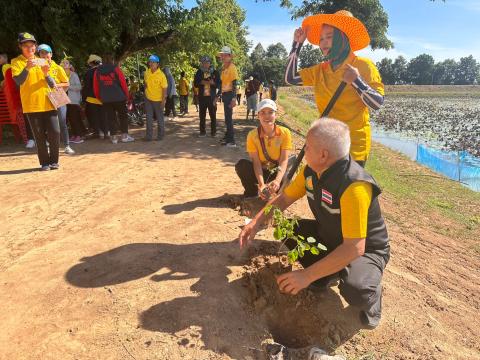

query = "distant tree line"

[{"left": 376, "top": 54, "right": 480, "bottom": 85}]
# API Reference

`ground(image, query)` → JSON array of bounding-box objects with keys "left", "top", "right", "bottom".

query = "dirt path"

[{"left": 0, "top": 104, "right": 479, "bottom": 360}]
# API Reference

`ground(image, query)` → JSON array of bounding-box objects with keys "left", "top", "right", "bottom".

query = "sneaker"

[
  {"left": 40, "top": 165, "right": 50, "bottom": 171},
  {"left": 99, "top": 130, "right": 105, "bottom": 139},
  {"left": 210, "top": 133, "right": 217, "bottom": 137},
  {"left": 226, "top": 142, "right": 237, "bottom": 148},
  {"left": 111, "top": 135, "right": 118, "bottom": 144},
  {"left": 71, "top": 136, "right": 84, "bottom": 144},
  {"left": 64, "top": 146, "right": 75, "bottom": 155},
  {"left": 121, "top": 134, "right": 135, "bottom": 143},
  {"left": 219, "top": 139, "right": 227, "bottom": 145},
  {"left": 198, "top": 133, "right": 207, "bottom": 138},
  {"left": 25, "top": 139, "right": 35, "bottom": 149},
  {"left": 49, "top": 163, "right": 60, "bottom": 170}
]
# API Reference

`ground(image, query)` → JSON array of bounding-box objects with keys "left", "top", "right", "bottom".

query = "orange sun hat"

[{"left": 302, "top": 10, "right": 370, "bottom": 51}]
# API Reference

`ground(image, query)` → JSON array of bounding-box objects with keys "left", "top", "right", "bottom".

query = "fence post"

[{"left": 457, "top": 151, "right": 461, "bottom": 182}]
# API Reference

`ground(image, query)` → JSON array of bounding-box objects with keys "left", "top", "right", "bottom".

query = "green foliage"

[
  {"left": 264, "top": 205, "right": 326, "bottom": 264},
  {"left": 246, "top": 42, "right": 287, "bottom": 85},
  {"left": 406, "top": 54, "right": 435, "bottom": 85},
  {"left": 299, "top": 44, "right": 322, "bottom": 69},
  {"left": 1, "top": 0, "right": 250, "bottom": 80},
  {"left": 377, "top": 54, "right": 480, "bottom": 85}
]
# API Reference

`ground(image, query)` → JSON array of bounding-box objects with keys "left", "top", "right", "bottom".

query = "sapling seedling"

[{"left": 264, "top": 205, "right": 327, "bottom": 264}]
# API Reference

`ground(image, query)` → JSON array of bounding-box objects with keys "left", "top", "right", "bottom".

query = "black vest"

[{"left": 304, "top": 156, "right": 389, "bottom": 259}]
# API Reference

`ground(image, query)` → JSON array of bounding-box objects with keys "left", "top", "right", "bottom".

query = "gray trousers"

[
  {"left": 145, "top": 98, "right": 165, "bottom": 140},
  {"left": 57, "top": 105, "right": 70, "bottom": 146},
  {"left": 286, "top": 219, "right": 388, "bottom": 325}
]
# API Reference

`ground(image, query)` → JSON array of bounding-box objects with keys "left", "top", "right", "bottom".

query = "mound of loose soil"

[{"left": 241, "top": 242, "right": 361, "bottom": 359}]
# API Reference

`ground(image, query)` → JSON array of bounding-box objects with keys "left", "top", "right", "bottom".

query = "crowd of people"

[
  {"left": 3, "top": 10, "right": 390, "bottom": 331},
  {"left": 1, "top": 36, "right": 279, "bottom": 163}
]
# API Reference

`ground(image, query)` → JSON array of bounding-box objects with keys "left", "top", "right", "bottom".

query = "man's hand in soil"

[
  {"left": 276, "top": 269, "right": 311, "bottom": 295},
  {"left": 258, "top": 183, "right": 269, "bottom": 200},
  {"left": 239, "top": 221, "right": 259, "bottom": 249}
]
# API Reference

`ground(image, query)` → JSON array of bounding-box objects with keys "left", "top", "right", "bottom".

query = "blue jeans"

[
  {"left": 57, "top": 105, "right": 70, "bottom": 146},
  {"left": 222, "top": 91, "right": 235, "bottom": 143}
]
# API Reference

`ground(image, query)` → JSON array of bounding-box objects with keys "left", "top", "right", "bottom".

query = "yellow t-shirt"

[
  {"left": 11, "top": 55, "right": 55, "bottom": 113},
  {"left": 284, "top": 165, "right": 373, "bottom": 238},
  {"left": 179, "top": 78, "right": 189, "bottom": 96},
  {"left": 144, "top": 68, "right": 168, "bottom": 102},
  {"left": 299, "top": 54, "right": 384, "bottom": 161},
  {"left": 221, "top": 63, "right": 239, "bottom": 92},
  {"left": 48, "top": 60, "right": 69, "bottom": 84},
  {"left": 2, "top": 64, "right": 11, "bottom": 77},
  {"left": 246, "top": 125, "right": 293, "bottom": 166}
]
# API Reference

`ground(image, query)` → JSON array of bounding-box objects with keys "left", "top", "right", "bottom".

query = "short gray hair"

[{"left": 308, "top": 118, "right": 351, "bottom": 160}]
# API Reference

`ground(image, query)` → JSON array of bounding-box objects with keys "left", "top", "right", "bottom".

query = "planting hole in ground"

[{"left": 242, "top": 243, "right": 364, "bottom": 353}]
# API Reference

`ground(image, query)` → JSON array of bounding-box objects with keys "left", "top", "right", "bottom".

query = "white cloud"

[
  {"left": 247, "top": 24, "right": 300, "bottom": 53},
  {"left": 356, "top": 47, "right": 408, "bottom": 63},
  {"left": 247, "top": 24, "right": 480, "bottom": 62},
  {"left": 450, "top": 0, "right": 480, "bottom": 13}
]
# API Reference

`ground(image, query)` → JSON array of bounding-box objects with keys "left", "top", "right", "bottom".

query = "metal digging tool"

[{"left": 282, "top": 81, "right": 347, "bottom": 187}]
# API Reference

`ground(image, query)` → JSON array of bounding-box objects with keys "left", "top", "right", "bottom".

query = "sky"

[{"left": 183, "top": 0, "right": 480, "bottom": 62}]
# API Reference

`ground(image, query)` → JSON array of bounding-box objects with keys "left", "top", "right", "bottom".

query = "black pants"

[
  {"left": 236, "top": 94, "right": 241, "bottom": 105},
  {"left": 179, "top": 95, "right": 189, "bottom": 114},
  {"left": 164, "top": 95, "right": 177, "bottom": 117},
  {"left": 285, "top": 219, "right": 387, "bottom": 323},
  {"left": 235, "top": 157, "right": 295, "bottom": 197},
  {"left": 199, "top": 96, "right": 217, "bottom": 135},
  {"left": 85, "top": 102, "right": 106, "bottom": 134},
  {"left": 66, "top": 104, "right": 86, "bottom": 137},
  {"left": 25, "top": 118, "right": 34, "bottom": 140},
  {"left": 103, "top": 101, "right": 129, "bottom": 135},
  {"left": 26, "top": 111, "right": 60, "bottom": 166}
]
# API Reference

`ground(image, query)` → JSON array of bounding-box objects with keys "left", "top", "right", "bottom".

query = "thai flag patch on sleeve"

[{"left": 321, "top": 189, "right": 333, "bottom": 204}]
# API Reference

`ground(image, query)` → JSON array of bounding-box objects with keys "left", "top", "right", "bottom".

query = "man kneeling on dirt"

[{"left": 239, "top": 118, "right": 390, "bottom": 329}]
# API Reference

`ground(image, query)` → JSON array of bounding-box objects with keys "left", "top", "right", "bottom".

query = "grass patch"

[{"left": 278, "top": 93, "right": 319, "bottom": 131}]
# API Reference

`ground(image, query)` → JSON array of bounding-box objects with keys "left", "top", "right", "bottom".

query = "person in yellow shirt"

[
  {"left": 11, "top": 33, "right": 60, "bottom": 171},
  {"left": 178, "top": 71, "right": 189, "bottom": 115},
  {"left": 235, "top": 99, "right": 293, "bottom": 199},
  {"left": 285, "top": 10, "right": 384, "bottom": 166},
  {"left": 143, "top": 54, "right": 168, "bottom": 140},
  {"left": 240, "top": 118, "right": 389, "bottom": 329},
  {"left": 218, "top": 46, "right": 239, "bottom": 147},
  {"left": 38, "top": 44, "right": 74, "bottom": 155}
]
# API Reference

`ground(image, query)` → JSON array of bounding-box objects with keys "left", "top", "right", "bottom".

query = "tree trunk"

[{"left": 115, "top": 30, "right": 175, "bottom": 61}]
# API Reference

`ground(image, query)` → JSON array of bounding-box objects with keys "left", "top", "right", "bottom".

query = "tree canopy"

[
  {"left": 1, "top": 0, "right": 249, "bottom": 79},
  {"left": 245, "top": 42, "right": 288, "bottom": 85},
  {"left": 376, "top": 54, "right": 480, "bottom": 85}
]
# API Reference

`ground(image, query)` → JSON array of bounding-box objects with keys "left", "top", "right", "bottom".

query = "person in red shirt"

[{"left": 93, "top": 54, "right": 134, "bottom": 144}]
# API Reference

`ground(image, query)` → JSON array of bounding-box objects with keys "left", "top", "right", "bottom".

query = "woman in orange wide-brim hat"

[{"left": 285, "top": 10, "right": 385, "bottom": 166}]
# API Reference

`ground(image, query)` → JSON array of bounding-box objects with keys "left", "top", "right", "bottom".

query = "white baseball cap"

[
  {"left": 257, "top": 99, "right": 277, "bottom": 112},
  {"left": 218, "top": 46, "right": 233, "bottom": 55}
]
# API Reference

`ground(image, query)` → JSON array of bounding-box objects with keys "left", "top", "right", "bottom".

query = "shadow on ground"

[{"left": 65, "top": 240, "right": 362, "bottom": 358}]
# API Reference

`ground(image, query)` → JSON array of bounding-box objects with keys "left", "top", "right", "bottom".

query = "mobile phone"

[{"left": 35, "top": 58, "right": 47, "bottom": 66}]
